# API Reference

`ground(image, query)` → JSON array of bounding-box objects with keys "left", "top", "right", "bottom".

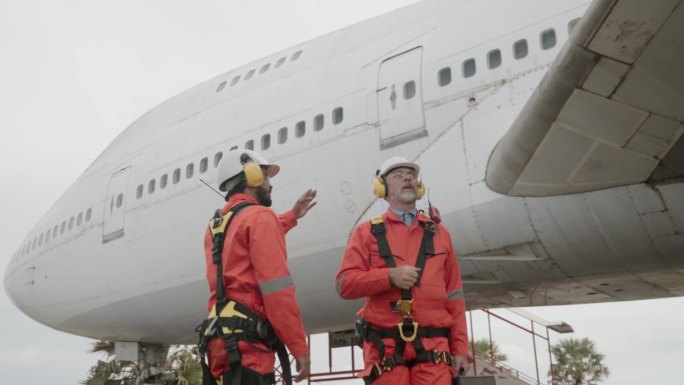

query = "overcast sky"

[{"left": 1, "top": 1, "right": 681, "bottom": 384}]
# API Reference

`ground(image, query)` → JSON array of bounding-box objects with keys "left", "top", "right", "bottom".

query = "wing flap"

[{"left": 486, "top": 0, "right": 684, "bottom": 196}]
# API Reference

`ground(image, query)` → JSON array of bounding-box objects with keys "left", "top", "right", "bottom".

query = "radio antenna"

[{"left": 200, "top": 179, "right": 224, "bottom": 199}]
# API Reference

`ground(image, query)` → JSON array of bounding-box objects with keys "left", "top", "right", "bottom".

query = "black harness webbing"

[
  {"left": 360, "top": 216, "right": 449, "bottom": 384},
  {"left": 197, "top": 202, "right": 292, "bottom": 385},
  {"left": 370, "top": 216, "right": 435, "bottom": 311}
]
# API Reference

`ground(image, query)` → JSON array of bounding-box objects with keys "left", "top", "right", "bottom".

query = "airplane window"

[
  {"left": 148, "top": 180, "right": 155, "bottom": 194},
  {"left": 68, "top": 216, "right": 74, "bottom": 230},
  {"left": 77, "top": 212, "right": 83, "bottom": 226},
  {"left": 136, "top": 184, "right": 143, "bottom": 199},
  {"left": 314, "top": 114, "right": 324, "bottom": 131},
  {"left": 230, "top": 146, "right": 238, "bottom": 151},
  {"left": 568, "top": 18, "right": 580, "bottom": 33},
  {"left": 278, "top": 127, "right": 288, "bottom": 144},
  {"left": 216, "top": 81, "right": 227, "bottom": 92},
  {"left": 488, "top": 49, "right": 502, "bottom": 69},
  {"left": 245, "top": 140, "right": 254, "bottom": 150},
  {"left": 32, "top": 237, "right": 37, "bottom": 249},
  {"left": 291, "top": 50, "right": 302, "bottom": 61},
  {"left": 86, "top": 208, "right": 92, "bottom": 222},
  {"left": 61, "top": 221, "right": 66, "bottom": 234},
  {"left": 173, "top": 168, "right": 181, "bottom": 184},
  {"left": 160, "top": 174, "right": 168, "bottom": 189},
  {"left": 275, "top": 57, "right": 286, "bottom": 68},
  {"left": 514, "top": 39, "right": 528, "bottom": 59},
  {"left": 200, "top": 157, "right": 208, "bottom": 173},
  {"left": 462, "top": 58, "right": 476, "bottom": 78},
  {"left": 39, "top": 234, "right": 44, "bottom": 246},
  {"left": 403, "top": 81, "right": 416, "bottom": 99},
  {"left": 438, "top": 67, "right": 451, "bottom": 87},
  {"left": 260, "top": 63, "right": 270, "bottom": 74},
  {"left": 116, "top": 194, "right": 123, "bottom": 208},
  {"left": 214, "top": 152, "right": 223, "bottom": 167},
  {"left": 45, "top": 230, "right": 50, "bottom": 242},
  {"left": 245, "top": 69, "right": 255, "bottom": 80},
  {"left": 541, "top": 29, "right": 557, "bottom": 50},
  {"left": 333, "top": 107, "right": 343, "bottom": 125},
  {"left": 53, "top": 225, "right": 58, "bottom": 238},
  {"left": 230, "top": 75, "right": 240, "bottom": 86},
  {"left": 295, "top": 121, "right": 306, "bottom": 138},
  {"left": 261, "top": 134, "right": 271, "bottom": 150},
  {"left": 186, "top": 164, "right": 194, "bottom": 179}
]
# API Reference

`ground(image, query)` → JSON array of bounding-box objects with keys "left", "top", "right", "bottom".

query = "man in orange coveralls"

[
  {"left": 199, "top": 149, "right": 316, "bottom": 385},
  {"left": 336, "top": 156, "right": 469, "bottom": 385}
]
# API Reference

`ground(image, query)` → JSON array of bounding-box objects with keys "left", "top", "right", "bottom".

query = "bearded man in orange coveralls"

[
  {"left": 202, "top": 149, "right": 316, "bottom": 385},
  {"left": 336, "top": 156, "right": 469, "bottom": 385}
]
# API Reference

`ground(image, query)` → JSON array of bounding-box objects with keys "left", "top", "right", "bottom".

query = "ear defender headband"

[
  {"left": 240, "top": 153, "right": 264, "bottom": 187},
  {"left": 372, "top": 170, "right": 425, "bottom": 199}
]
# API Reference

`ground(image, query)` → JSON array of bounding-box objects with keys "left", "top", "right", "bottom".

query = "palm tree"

[
  {"left": 81, "top": 341, "right": 139, "bottom": 385},
  {"left": 82, "top": 341, "right": 202, "bottom": 385},
  {"left": 163, "top": 345, "right": 202, "bottom": 385},
  {"left": 550, "top": 338, "right": 609, "bottom": 385},
  {"left": 473, "top": 338, "right": 508, "bottom": 362}
]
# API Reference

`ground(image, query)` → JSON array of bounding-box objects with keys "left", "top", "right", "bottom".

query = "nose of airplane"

[{"left": 4, "top": 258, "right": 20, "bottom": 307}]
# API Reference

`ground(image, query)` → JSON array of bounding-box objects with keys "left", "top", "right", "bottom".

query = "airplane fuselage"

[{"left": 5, "top": 0, "right": 684, "bottom": 344}]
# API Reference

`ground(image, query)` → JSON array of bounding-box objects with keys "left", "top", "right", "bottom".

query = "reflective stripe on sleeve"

[
  {"left": 259, "top": 275, "right": 294, "bottom": 295},
  {"left": 335, "top": 275, "right": 345, "bottom": 295},
  {"left": 447, "top": 289, "right": 464, "bottom": 301}
]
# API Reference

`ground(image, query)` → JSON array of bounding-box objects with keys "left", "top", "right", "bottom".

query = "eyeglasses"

[{"left": 386, "top": 169, "right": 417, "bottom": 179}]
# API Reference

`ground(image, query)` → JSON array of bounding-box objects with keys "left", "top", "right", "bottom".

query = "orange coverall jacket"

[
  {"left": 204, "top": 193, "right": 308, "bottom": 377},
  {"left": 336, "top": 208, "right": 468, "bottom": 358}
]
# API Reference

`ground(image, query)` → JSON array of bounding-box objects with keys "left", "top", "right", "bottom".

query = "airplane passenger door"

[
  {"left": 103, "top": 167, "right": 131, "bottom": 243},
  {"left": 376, "top": 47, "right": 426, "bottom": 149}
]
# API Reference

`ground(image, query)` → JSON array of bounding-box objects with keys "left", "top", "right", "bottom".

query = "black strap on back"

[{"left": 211, "top": 202, "right": 254, "bottom": 307}]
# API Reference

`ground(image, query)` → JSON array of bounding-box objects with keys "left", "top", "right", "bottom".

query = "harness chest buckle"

[{"left": 395, "top": 298, "right": 412, "bottom": 315}]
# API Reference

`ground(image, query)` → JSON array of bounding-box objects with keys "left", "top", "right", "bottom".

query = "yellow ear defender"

[
  {"left": 243, "top": 162, "right": 264, "bottom": 187},
  {"left": 372, "top": 175, "right": 426, "bottom": 199},
  {"left": 372, "top": 176, "right": 386, "bottom": 198}
]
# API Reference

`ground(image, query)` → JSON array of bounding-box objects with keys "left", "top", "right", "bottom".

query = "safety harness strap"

[
  {"left": 363, "top": 217, "right": 444, "bottom": 384},
  {"left": 211, "top": 202, "right": 254, "bottom": 306},
  {"left": 369, "top": 216, "right": 436, "bottom": 309},
  {"left": 199, "top": 202, "right": 292, "bottom": 385}
]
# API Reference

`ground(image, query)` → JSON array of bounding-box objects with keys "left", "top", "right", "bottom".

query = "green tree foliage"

[
  {"left": 163, "top": 346, "right": 202, "bottom": 385},
  {"left": 550, "top": 338, "right": 609, "bottom": 385},
  {"left": 81, "top": 341, "right": 202, "bottom": 385},
  {"left": 81, "top": 341, "right": 139, "bottom": 385},
  {"left": 472, "top": 338, "right": 508, "bottom": 362}
]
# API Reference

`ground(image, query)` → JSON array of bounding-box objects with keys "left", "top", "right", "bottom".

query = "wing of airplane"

[{"left": 486, "top": 0, "right": 684, "bottom": 196}]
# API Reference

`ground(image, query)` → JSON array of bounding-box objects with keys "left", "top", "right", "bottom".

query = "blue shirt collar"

[{"left": 390, "top": 207, "right": 417, "bottom": 226}]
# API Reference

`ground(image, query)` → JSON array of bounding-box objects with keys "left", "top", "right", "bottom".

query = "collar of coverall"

[
  {"left": 384, "top": 207, "right": 430, "bottom": 225},
  {"left": 226, "top": 193, "right": 259, "bottom": 207}
]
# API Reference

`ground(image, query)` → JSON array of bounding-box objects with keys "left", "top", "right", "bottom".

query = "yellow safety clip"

[
  {"left": 398, "top": 321, "right": 419, "bottom": 342},
  {"left": 395, "top": 298, "right": 413, "bottom": 315}
]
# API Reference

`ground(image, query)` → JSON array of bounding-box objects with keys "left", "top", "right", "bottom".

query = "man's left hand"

[
  {"left": 451, "top": 354, "right": 469, "bottom": 377},
  {"left": 292, "top": 189, "right": 318, "bottom": 219}
]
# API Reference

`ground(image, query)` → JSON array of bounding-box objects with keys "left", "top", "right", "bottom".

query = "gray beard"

[{"left": 396, "top": 189, "right": 417, "bottom": 204}]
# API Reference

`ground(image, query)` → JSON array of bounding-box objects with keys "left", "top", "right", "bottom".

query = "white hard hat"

[
  {"left": 376, "top": 156, "right": 420, "bottom": 178},
  {"left": 217, "top": 149, "right": 280, "bottom": 192}
]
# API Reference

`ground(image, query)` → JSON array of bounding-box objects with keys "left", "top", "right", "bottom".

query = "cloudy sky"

[{"left": 1, "top": 1, "right": 681, "bottom": 384}]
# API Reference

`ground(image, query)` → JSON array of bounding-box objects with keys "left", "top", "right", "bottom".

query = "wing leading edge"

[{"left": 486, "top": 0, "right": 684, "bottom": 196}]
